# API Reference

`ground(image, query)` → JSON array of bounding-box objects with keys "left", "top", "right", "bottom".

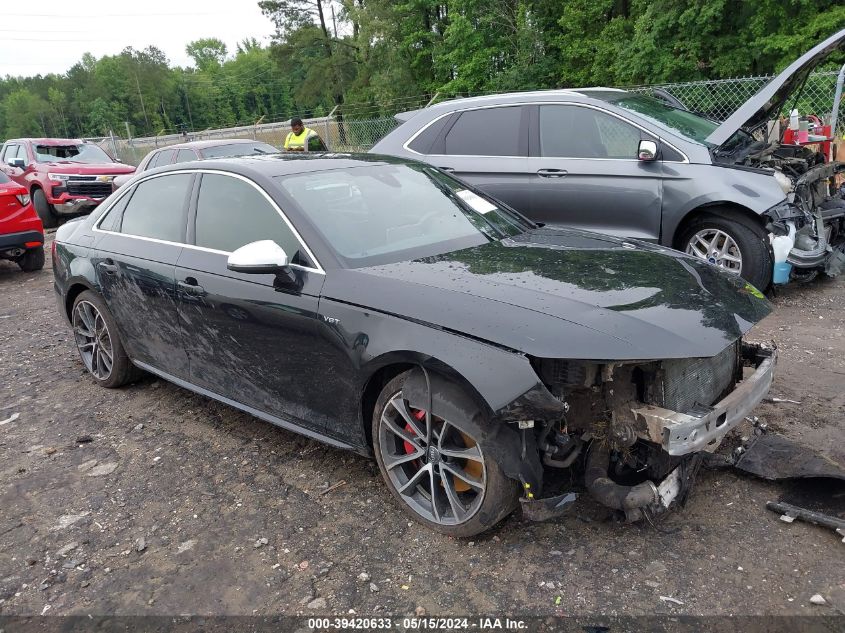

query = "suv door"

[
  {"left": 425, "top": 105, "right": 531, "bottom": 212},
  {"left": 527, "top": 104, "right": 663, "bottom": 241},
  {"left": 93, "top": 172, "right": 193, "bottom": 378},
  {"left": 175, "top": 172, "right": 328, "bottom": 433}
]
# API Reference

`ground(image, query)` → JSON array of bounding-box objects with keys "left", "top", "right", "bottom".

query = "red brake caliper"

[{"left": 403, "top": 409, "right": 426, "bottom": 455}]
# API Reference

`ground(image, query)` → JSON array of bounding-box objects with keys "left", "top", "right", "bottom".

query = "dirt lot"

[{"left": 1, "top": 233, "right": 843, "bottom": 618}]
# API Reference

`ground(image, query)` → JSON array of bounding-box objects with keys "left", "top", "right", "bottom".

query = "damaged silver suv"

[{"left": 373, "top": 28, "right": 845, "bottom": 290}]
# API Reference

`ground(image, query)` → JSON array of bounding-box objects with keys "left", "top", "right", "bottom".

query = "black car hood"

[
  {"left": 706, "top": 28, "right": 845, "bottom": 147},
  {"left": 323, "top": 228, "right": 771, "bottom": 361}
]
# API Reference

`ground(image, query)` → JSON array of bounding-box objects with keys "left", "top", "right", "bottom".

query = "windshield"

[
  {"left": 276, "top": 163, "right": 531, "bottom": 268},
  {"left": 201, "top": 142, "right": 278, "bottom": 158},
  {"left": 35, "top": 144, "right": 113, "bottom": 164},
  {"left": 598, "top": 93, "right": 719, "bottom": 145}
]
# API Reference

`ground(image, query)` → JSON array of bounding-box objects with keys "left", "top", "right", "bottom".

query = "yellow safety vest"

[{"left": 284, "top": 127, "right": 315, "bottom": 151}]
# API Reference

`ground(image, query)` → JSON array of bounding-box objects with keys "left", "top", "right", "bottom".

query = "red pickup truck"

[{"left": 0, "top": 138, "right": 135, "bottom": 228}]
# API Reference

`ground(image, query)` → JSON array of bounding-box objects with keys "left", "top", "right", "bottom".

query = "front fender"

[
  {"left": 318, "top": 297, "right": 559, "bottom": 425},
  {"left": 660, "top": 163, "right": 784, "bottom": 245}
]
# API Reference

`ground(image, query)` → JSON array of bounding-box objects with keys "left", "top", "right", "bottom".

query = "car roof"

[
  {"left": 418, "top": 87, "right": 624, "bottom": 113},
  {"left": 149, "top": 152, "right": 410, "bottom": 178},
  {"left": 158, "top": 138, "right": 274, "bottom": 151},
  {"left": 5, "top": 138, "right": 90, "bottom": 145}
]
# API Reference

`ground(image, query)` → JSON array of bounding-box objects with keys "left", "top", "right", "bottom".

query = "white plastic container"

[{"left": 770, "top": 221, "right": 796, "bottom": 284}]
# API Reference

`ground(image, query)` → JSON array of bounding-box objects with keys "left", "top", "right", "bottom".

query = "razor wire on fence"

[{"left": 103, "top": 70, "right": 845, "bottom": 166}]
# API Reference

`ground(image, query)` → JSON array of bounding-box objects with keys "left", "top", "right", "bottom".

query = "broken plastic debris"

[
  {"left": 0, "top": 412, "right": 20, "bottom": 426},
  {"left": 659, "top": 596, "right": 684, "bottom": 605}
]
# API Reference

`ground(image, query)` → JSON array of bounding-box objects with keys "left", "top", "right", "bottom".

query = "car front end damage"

[
  {"left": 471, "top": 340, "right": 776, "bottom": 522},
  {"left": 760, "top": 159, "right": 845, "bottom": 279}
]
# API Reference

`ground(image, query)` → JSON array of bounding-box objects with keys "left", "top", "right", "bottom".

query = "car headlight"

[
  {"left": 773, "top": 170, "right": 792, "bottom": 194},
  {"left": 48, "top": 173, "right": 71, "bottom": 182},
  {"left": 15, "top": 194, "right": 31, "bottom": 206}
]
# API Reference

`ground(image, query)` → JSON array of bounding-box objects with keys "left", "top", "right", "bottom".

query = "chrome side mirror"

[
  {"left": 638, "top": 139, "right": 658, "bottom": 161},
  {"left": 227, "top": 240, "right": 289, "bottom": 274},
  {"left": 9, "top": 157, "right": 25, "bottom": 168}
]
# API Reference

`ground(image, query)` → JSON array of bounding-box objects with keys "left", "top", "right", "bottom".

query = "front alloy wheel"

[
  {"left": 677, "top": 211, "right": 773, "bottom": 290},
  {"left": 73, "top": 300, "right": 114, "bottom": 380},
  {"left": 685, "top": 228, "right": 743, "bottom": 274},
  {"left": 378, "top": 392, "right": 487, "bottom": 526},
  {"left": 373, "top": 372, "right": 518, "bottom": 537}
]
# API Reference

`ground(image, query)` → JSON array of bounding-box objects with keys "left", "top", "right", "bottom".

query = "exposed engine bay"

[
  {"left": 522, "top": 342, "right": 776, "bottom": 522},
  {"left": 743, "top": 142, "right": 845, "bottom": 279}
]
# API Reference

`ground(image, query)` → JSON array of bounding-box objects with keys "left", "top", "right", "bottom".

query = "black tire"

[
  {"left": 17, "top": 246, "right": 45, "bottom": 272},
  {"left": 71, "top": 290, "right": 141, "bottom": 388},
  {"left": 32, "top": 188, "right": 58, "bottom": 229},
  {"left": 372, "top": 372, "right": 518, "bottom": 537},
  {"left": 677, "top": 210, "right": 773, "bottom": 290}
]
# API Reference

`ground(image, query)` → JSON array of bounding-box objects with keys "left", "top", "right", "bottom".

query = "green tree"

[
  {"left": 186, "top": 38, "right": 229, "bottom": 71},
  {"left": 2, "top": 89, "right": 50, "bottom": 137}
]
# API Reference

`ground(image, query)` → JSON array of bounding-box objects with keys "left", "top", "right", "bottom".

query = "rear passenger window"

[
  {"left": 540, "top": 105, "right": 642, "bottom": 159},
  {"left": 194, "top": 174, "right": 306, "bottom": 264},
  {"left": 408, "top": 115, "right": 454, "bottom": 154},
  {"left": 119, "top": 174, "right": 192, "bottom": 242},
  {"left": 148, "top": 149, "right": 174, "bottom": 169},
  {"left": 174, "top": 149, "right": 196, "bottom": 163},
  {"left": 98, "top": 192, "right": 132, "bottom": 232},
  {"left": 444, "top": 107, "right": 524, "bottom": 156}
]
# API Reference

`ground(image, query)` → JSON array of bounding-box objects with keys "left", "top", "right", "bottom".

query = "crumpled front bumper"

[{"left": 631, "top": 343, "right": 777, "bottom": 456}]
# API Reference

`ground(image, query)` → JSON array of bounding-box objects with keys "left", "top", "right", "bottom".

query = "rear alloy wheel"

[
  {"left": 17, "top": 247, "right": 45, "bottom": 272},
  {"left": 373, "top": 373, "right": 517, "bottom": 537},
  {"left": 678, "top": 212, "right": 773, "bottom": 290},
  {"left": 32, "top": 188, "right": 58, "bottom": 229},
  {"left": 71, "top": 290, "right": 139, "bottom": 388}
]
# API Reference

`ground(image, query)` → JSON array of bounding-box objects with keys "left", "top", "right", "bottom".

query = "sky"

[{"left": 0, "top": 1, "right": 276, "bottom": 78}]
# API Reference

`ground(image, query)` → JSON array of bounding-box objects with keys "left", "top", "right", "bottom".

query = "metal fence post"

[{"left": 326, "top": 106, "right": 338, "bottom": 151}]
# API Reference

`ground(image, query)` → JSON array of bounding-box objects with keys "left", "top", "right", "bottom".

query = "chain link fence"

[
  {"left": 629, "top": 70, "right": 844, "bottom": 135},
  {"left": 103, "top": 70, "right": 844, "bottom": 166}
]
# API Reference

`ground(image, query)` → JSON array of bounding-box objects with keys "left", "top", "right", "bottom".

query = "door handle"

[
  {"left": 98, "top": 260, "right": 117, "bottom": 274},
  {"left": 536, "top": 169, "right": 567, "bottom": 178},
  {"left": 178, "top": 278, "right": 206, "bottom": 296},
  {"left": 438, "top": 166, "right": 456, "bottom": 172}
]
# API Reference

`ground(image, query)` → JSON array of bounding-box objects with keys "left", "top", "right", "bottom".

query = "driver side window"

[
  {"left": 194, "top": 173, "right": 308, "bottom": 266},
  {"left": 540, "top": 105, "right": 643, "bottom": 159}
]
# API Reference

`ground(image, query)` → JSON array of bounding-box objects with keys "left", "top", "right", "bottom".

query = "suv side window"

[
  {"left": 194, "top": 173, "right": 307, "bottom": 265},
  {"left": 118, "top": 173, "right": 192, "bottom": 242},
  {"left": 540, "top": 105, "right": 643, "bottom": 159},
  {"left": 444, "top": 107, "right": 525, "bottom": 156},
  {"left": 408, "top": 114, "right": 455, "bottom": 154}
]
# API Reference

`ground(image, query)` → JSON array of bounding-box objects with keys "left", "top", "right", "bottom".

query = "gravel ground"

[{"left": 0, "top": 234, "right": 843, "bottom": 618}]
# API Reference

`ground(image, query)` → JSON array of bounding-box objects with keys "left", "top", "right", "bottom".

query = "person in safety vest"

[{"left": 284, "top": 117, "right": 325, "bottom": 152}]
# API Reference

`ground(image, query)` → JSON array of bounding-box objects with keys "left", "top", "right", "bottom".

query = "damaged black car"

[{"left": 53, "top": 154, "right": 776, "bottom": 536}]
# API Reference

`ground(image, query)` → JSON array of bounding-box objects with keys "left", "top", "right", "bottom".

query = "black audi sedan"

[{"left": 53, "top": 154, "right": 776, "bottom": 536}]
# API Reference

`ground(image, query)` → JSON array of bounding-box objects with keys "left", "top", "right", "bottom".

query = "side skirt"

[{"left": 132, "top": 360, "right": 362, "bottom": 454}]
